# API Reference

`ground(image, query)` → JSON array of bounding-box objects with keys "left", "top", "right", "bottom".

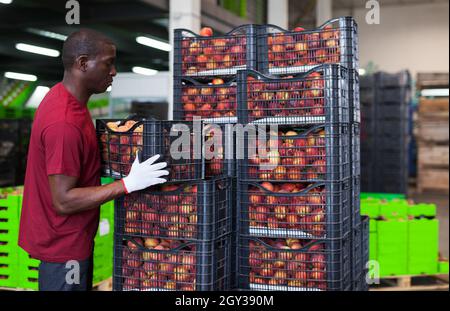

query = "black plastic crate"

[
  {"left": 115, "top": 177, "right": 233, "bottom": 241},
  {"left": 237, "top": 236, "right": 351, "bottom": 291},
  {"left": 360, "top": 118, "right": 375, "bottom": 143},
  {"left": 238, "top": 123, "right": 350, "bottom": 183},
  {"left": 371, "top": 173, "right": 408, "bottom": 194},
  {"left": 351, "top": 220, "right": 362, "bottom": 290},
  {"left": 0, "top": 119, "right": 31, "bottom": 187},
  {"left": 375, "top": 119, "right": 409, "bottom": 138},
  {"left": 376, "top": 102, "right": 410, "bottom": 121},
  {"left": 361, "top": 216, "right": 369, "bottom": 291},
  {"left": 237, "top": 65, "right": 349, "bottom": 124},
  {"left": 113, "top": 235, "right": 232, "bottom": 291},
  {"left": 353, "top": 216, "right": 369, "bottom": 291},
  {"left": 360, "top": 92, "right": 375, "bottom": 107},
  {"left": 349, "top": 69, "right": 360, "bottom": 124},
  {"left": 376, "top": 87, "right": 412, "bottom": 105},
  {"left": 375, "top": 141, "right": 410, "bottom": 156},
  {"left": 360, "top": 75, "right": 375, "bottom": 89},
  {"left": 237, "top": 179, "right": 351, "bottom": 240},
  {"left": 173, "top": 77, "right": 238, "bottom": 122},
  {"left": 96, "top": 119, "right": 202, "bottom": 181},
  {"left": 375, "top": 71, "right": 411, "bottom": 89},
  {"left": 351, "top": 176, "right": 361, "bottom": 229},
  {"left": 352, "top": 124, "right": 361, "bottom": 178},
  {"left": 0, "top": 158, "right": 17, "bottom": 187},
  {"left": 202, "top": 123, "right": 236, "bottom": 178},
  {"left": 257, "top": 17, "right": 358, "bottom": 76},
  {"left": 174, "top": 25, "right": 257, "bottom": 78}
]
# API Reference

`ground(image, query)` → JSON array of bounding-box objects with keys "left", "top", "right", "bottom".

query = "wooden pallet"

[
  {"left": 419, "top": 98, "right": 449, "bottom": 115},
  {"left": 370, "top": 274, "right": 449, "bottom": 291},
  {"left": 417, "top": 73, "right": 449, "bottom": 90},
  {"left": 417, "top": 117, "right": 449, "bottom": 144},
  {"left": 417, "top": 167, "right": 449, "bottom": 194},
  {"left": 418, "top": 143, "right": 449, "bottom": 168}
]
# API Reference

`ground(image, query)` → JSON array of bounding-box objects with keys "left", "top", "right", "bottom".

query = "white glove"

[{"left": 122, "top": 153, "right": 169, "bottom": 194}]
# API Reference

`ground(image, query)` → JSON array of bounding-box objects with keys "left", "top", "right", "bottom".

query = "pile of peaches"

[
  {"left": 264, "top": 25, "right": 341, "bottom": 69},
  {"left": 124, "top": 184, "right": 201, "bottom": 239},
  {"left": 246, "top": 72, "right": 326, "bottom": 121},
  {"left": 246, "top": 128, "right": 327, "bottom": 182},
  {"left": 121, "top": 238, "right": 198, "bottom": 291},
  {"left": 245, "top": 182, "right": 326, "bottom": 237},
  {"left": 180, "top": 27, "right": 248, "bottom": 75},
  {"left": 247, "top": 238, "right": 327, "bottom": 289},
  {"left": 180, "top": 78, "right": 237, "bottom": 120}
]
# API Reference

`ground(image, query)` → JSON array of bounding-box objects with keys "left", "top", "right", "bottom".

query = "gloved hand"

[{"left": 122, "top": 152, "right": 169, "bottom": 194}]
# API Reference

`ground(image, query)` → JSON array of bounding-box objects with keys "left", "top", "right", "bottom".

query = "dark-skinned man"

[{"left": 18, "top": 29, "right": 169, "bottom": 291}]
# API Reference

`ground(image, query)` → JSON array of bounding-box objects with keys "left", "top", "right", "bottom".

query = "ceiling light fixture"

[
  {"left": 0, "top": 0, "right": 13, "bottom": 4},
  {"left": 132, "top": 66, "right": 158, "bottom": 76},
  {"left": 16, "top": 43, "right": 60, "bottom": 57},
  {"left": 4, "top": 71, "right": 38, "bottom": 82},
  {"left": 26, "top": 28, "right": 68, "bottom": 41},
  {"left": 136, "top": 36, "right": 171, "bottom": 52}
]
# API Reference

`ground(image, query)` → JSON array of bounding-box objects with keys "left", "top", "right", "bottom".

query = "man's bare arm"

[{"left": 48, "top": 175, "right": 125, "bottom": 216}]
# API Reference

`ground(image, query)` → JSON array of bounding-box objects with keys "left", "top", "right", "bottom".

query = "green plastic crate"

[
  {"left": 0, "top": 193, "right": 21, "bottom": 218},
  {"left": 408, "top": 260, "right": 439, "bottom": 275},
  {"left": 378, "top": 259, "right": 408, "bottom": 277},
  {"left": 0, "top": 239, "right": 17, "bottom": 255},
  {"left": 93, "top": 252, "right": 112, "bottom": 285},
  {"left": 408, "top": 219, "right": 439, "bottom": 275},
  {"left": 439, "top": 261, "right": 449, "bottom": 274},
  {"left": 378, "top": 220, "right": 408, "bottom": 238},
  {"left": 0, "top": 262, "right": 18, "bottom": 288},
  {"left": 361, "top": 198, "right": 380, "bottom": 218},
  {"left": 361, "top": 193, "right": 406, "bottom": 201},
  {"left": 377, "top": 220, "right": 408, "bottom": 276},
  {"left": 93, "top": 197, "right": 113, "bottom": 285},
  {"left": 408, "top": 203, "right": 437, "bottom": 218},
  {"left": 0, "top": 251, "right": 18, "bottom": 265},
  {"left": 369, "top": 219, "right": 377, "bottom": 233},
  {"left": 18, "top": 276, "right": 38, "bottom": 290}
]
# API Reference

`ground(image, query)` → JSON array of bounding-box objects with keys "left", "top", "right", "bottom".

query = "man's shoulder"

[
  {"left": 35, "top": 83, "right": 77, "bottom": 128},
  {"left": 39, "top": 83, "right": 68, "bottom": 107}
]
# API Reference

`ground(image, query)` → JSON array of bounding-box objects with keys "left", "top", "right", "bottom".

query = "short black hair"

[{"left": 62, "top": 29, "right": 114, "bottom": 70}]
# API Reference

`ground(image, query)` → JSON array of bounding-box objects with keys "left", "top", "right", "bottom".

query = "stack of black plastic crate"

[
  {"left": 232, "top": 17, "right": 364, "bottom": 291},
  {"left": 98, "top": 17, "right": 369, "bottom": 291},
  {"left": 0, "top": 119, "right": 32, "bottom": 187},
  {"left": 360, "top": 71, "right": 412, "bottom": 194},
  {"left": 97, "top": 25, "right": 261, "bottom": 292},
  {"left": 97, "top": 118, "right": 234, "bottom": 290},
  {"left": 173, "top": 25, "right": 260, "bottom": 290}
]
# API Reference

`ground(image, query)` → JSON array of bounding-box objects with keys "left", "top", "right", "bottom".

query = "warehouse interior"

[{"left": 0, "top": 0, "right": 449, "bottom": 292}]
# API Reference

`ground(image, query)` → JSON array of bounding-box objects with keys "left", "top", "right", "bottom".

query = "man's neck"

[{"left": 62, "top": 73, "right": 91, "bottom": 105}]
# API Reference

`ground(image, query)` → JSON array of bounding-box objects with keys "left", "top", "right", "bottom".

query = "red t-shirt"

[{"left": 18, "top": 82, "right": 101, "bottom": 263}]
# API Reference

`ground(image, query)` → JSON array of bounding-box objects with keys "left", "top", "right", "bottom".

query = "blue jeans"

[{"left": 38, "top": 258, "right": 93, "bottom": 291}]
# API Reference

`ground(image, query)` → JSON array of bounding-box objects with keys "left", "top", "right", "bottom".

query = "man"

[{"left": 18, "top": 29, "right": 169, "bottom": 291}]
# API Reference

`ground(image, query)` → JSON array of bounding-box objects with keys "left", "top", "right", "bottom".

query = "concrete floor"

[{"left": 410, "top": 191, "right": 449, "bottom": 258}]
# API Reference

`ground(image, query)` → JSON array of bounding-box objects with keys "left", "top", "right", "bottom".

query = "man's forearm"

[{"left": 53, "top": 180, "right": 126, "bottom": 215}]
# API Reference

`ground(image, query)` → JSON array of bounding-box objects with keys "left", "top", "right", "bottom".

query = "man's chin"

[{"left": 94, "top": 87, "right": 109, "bottom": 94}]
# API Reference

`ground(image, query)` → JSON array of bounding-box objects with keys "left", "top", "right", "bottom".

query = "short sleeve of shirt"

[{"left": 43, "top": 121, "right": 84, "bottom": 177}]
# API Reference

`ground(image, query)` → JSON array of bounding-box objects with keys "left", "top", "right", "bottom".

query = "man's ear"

[{"left": 75, "top": 55, "right": 89, "bottom": 72}]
